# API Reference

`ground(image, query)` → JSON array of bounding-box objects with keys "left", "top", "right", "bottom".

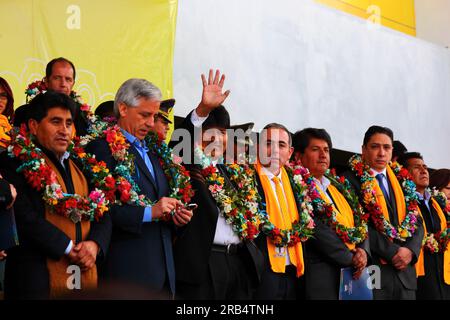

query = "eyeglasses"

[{"left": 0, "top": 93, "right": 8, "bottom": 101}]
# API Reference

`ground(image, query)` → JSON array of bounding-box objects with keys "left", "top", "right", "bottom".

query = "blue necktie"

[
  {"left": 376, "top": 173, "right": 390, "bottom": 201},
  {"left": 133, "top": 139, "right": 156, "bottom": 181}
]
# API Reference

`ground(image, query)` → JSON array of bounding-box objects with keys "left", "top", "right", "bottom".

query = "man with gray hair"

[{"left": 86, "top": 78, "right": 193, "bottom": 299}]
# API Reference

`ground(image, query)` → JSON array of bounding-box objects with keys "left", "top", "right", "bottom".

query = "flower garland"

[
  {"left": 349, "top": 154, "right": 420, "bottom": 241},
  {"left": 431, "top": 188, "right": 450, "bottom": 216},
  {"left": 195, "top": 147, "right": 264, "bottom": 240},
  {"left": 7, "top": 126, "right": 115, "bottom": 223},
  {"left": 421, "top": 188, "right": 450, "bottom": 253},
  {"left": 306, "top": 167, "right": 369, "bottom": 245},
  {"left": 80, "top": 123, "right": 193, "bottom": 220},
  {"left": 195, "top": 149, "right": 315, "bottom": 246},
  {"left": 25, "top": 80, "right": 95, "bottom": 125}
]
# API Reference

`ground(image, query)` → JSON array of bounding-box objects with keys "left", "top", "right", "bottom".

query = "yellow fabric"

[
  {"left": 317, "top": 183, "right": 356, "bottom": 250},
  {"left": 0, "top": 114, "right": 12, "bottom": 148},
  {"left": 256, "top": 163, "right": 304, "bottom": 277},
  {"left": 0, "top": 0, "right": 177, "bottom": 118},
  {"left": 373, "top": 166, "right": 407, "bottom": 225},
  {"left": 43, "top": 154, "right": 97, "bottom": 298},
  {"left": 415, "top": 198, "right": 450, "bottom": 285},
  {"left": 315, "top": 0, "right": 416, "bottom": 36}
]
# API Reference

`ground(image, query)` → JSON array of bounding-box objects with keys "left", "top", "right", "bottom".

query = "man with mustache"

[
  {"left": 344, "top": 126, "right": 424, "bottom": 300},
  {"left": 86, "top": 79, "right": 193, "bottom": 299},
  {"left": 292, "top": 128, "right": 369, "bottom": 300},
  {"left": 44, "top": 57, "right": 89, "bottom": 136},
  {"left": 398, "top": 152, "right": 450, "bottom": 300},
  {"left": 0, "top": 91, "right": 111, "bottom": 299}
]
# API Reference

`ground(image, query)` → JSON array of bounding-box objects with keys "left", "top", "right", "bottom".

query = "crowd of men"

[{"left": 0, "top": 57, "right": 449, "bottom": 300}]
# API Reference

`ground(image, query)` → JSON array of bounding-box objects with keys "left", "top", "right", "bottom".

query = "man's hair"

[
  {"left": 430, "top": 169, "right": 450, "bottom": 192},
  {"left": 393, "top": 140, "right": 407, "bottom": 159},
  {"left": 114, "top": 79, "right": 162, "bottom": 117},
  {"left": 293, "top": 128, "right": 332, "bottom": 154},
  {"left": 397, "top": 152, "right": 423, "bottom": 168},
  {"left": 262, "top": 123, "right": 292, "bottom": 146},
  {"left": 28, "top": 91, "right": 76, "bottom": 123},
  {"left": 363, "top": 125, "right": 394, "bottom": 146},
  {"left": 45, "top": 57, "right": 76, "bottom": 80}
]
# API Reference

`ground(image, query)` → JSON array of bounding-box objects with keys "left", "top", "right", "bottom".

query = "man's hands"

[
  {"left": 152, "top": 197, "right": 194, "bottom": 226},
  {"left": 196, "top": 69, "right": 231, "bottom": 117},
  {"left": 0, "top": 250, "right": 7, "bottom": 261},
  {"left": 351, "top": 248, "right": 368, "bottom": 279},
  {"left": 68, "top": 241, "right": 99, "bottom": 272},
  {"left": 392, "top": 247, "right": 413, "bottom": 271},
  {"left": 172, "top": 206, "right": 194, "bottom": 227}
]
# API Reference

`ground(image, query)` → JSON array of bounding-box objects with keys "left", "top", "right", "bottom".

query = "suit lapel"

[{"left": 129, "top": 145, "right": 158, "bottom": 192}]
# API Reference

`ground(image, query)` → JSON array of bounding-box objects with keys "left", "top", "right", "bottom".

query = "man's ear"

[
  {"left": 118, "top": 103, "right": 127, "bottom": 118},
  {"left": 361, "top": 145, "right": 366, "bottom": 160},
  {"left": 288, "top": 146, "right": 294, "bottom": 160},
  {"left": 28, "top": 118, "right": 38, "bottom": 135}
]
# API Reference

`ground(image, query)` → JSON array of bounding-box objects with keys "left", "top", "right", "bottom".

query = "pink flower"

[{"left": 89, "top": 190, "right": 102, "bottom": 202}]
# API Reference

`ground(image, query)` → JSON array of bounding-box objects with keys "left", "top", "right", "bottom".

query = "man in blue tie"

[
  {"left": 344, "top": 126, "right": 424, "bottom": 300},
  {"left": 86, "top": 79, "right": 193, "bottom": 299}
]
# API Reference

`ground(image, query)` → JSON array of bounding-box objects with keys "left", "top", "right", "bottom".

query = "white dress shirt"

[
  {"left": 211, "top": 160, "right": 241, "bottom": 245},
  {"left": 371, "top": 167, "right": 390, "bottom": 198}
]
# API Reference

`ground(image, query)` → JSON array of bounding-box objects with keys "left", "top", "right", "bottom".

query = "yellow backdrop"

[
  {"left": 0, "top": 0, "right": 178, "bottom": 112},
  {"left": 316, "top": 0, "right": 416, "bottom": 36}
]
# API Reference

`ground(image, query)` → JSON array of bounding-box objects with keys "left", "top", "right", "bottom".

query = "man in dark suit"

[
  {"left": 86, "top": 78, "right": 193, "bottom": 299},
  {"left": 344, "top": 125, "right": 424, "bottom": 300},
  {"left": 173, "top": 70, "right": 263, "bottom": 299},
  {"left": 0, "top": 91, "right": 111, "bottom": 299},
  {"left": 293, "top": 128, "right": 370, "bottom": 300},
  {"left": 398, "top": 152, "right": 450, "bottom": 300},
  {"left": 252, "top": 123, "right": 306, "bottom": 300}
]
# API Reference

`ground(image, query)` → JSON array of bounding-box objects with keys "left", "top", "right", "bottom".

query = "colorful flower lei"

[
  {"left": 268, "top": 163, "right": 315, "bottom": 245},
  {"left": 25, "top": 80, "right": 95, "bottom": 125},
  {"left": 431, "top": 188, "right": 450, "bottom": 216},
  {"left": 80, "top": 123, "right": 193, "bottom": 220},
  {"left": 349, "top": 154, "right": 420, "bottom": 241},
  {"left": 195, "top": 147, "right": 264, "bottom": 240},
  {"left": 7, "top": 126, "right": 115, "bottom": 223},
  {"left": 195, "top": 149, "right": 315, "bottom": 246},
  {"left": 421, "top": 188, "right": 450, "bottom": 253},
  {"left": 306, "top": 167, "right": 369, "bottom": 245}
]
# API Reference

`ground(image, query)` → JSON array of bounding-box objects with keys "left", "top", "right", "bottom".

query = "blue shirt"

[{"left": 122, "top": 129, "right": 154, "bottom": 222}]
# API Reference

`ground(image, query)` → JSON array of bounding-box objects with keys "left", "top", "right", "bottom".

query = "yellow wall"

[
  {"left": 0, "top": 0, "right": 178, "bottom": 108},
  {"left": 315, "top": 0, "right": 416, "bottom": 36}
]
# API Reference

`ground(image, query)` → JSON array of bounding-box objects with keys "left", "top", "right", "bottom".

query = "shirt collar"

[
  {"left": 314, "top": 176, "right": 330, "bottom": 192},
  {"left": 59, "top": 151, "right": 70, "bottom": 169},
  {"left": 416, "top": 189, "right": 431, "bottom": 202},
  {"left": 121, "top": 129, "right": 146, "bottom": 149},
  {"left": 370, "top": 167, "right": 387, "bottom": 177},
  {"left": 260, "top": 165, "right": 282, "bottom": 182}
]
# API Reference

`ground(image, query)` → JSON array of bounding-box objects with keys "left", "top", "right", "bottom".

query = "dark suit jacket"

[
  {"left": 86, "top": 138, "right": 175, "bottom": 296},
  {"left": 343, "top": 170, "right": 424, "bottom": 291},
  {"left": 0, "top": 151, "right": 111, "bottom": 299},
  {"left": 173, "top": 164, "right": 263, "bottom": 288},
  {"left": 416, "top": 200, "right": 450, "bottom": 299},
  {"left": 0, "top": 177, "right": 13, "bottom": 210},
  {"left": 303, "top": 184, "right": 371, "bottom": 300}
]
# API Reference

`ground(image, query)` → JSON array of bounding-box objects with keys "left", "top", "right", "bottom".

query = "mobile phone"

[{"left": 185, "top": 203, "right": 198, "bottom": 210}]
